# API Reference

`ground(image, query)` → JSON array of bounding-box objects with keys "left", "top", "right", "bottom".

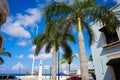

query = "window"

[{"left": 99, "top": 27, "right": 119, "bottom": 44}]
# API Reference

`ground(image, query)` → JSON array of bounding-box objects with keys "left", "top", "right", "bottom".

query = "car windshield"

[
  {"left": 0, "top": 76, "right": 2, "bottom": 79},
  {"left": 8, "top": 75, "right": 17, "bottom": 79},
  {"left": 3, "top": 76, "right": 7, "bottom": 79}
]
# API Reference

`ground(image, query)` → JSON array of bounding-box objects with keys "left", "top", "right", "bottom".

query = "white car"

[{"left": 0, "top": 74, "right": 21, "bottom": 80}]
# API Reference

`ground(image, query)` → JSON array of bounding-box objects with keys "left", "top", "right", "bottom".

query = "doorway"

[
  {"left": 113, "top": 64, "right": 120, "bottom": 80},
  {"left": 107, "top": 58, "right": 120, "bottom": 80}
]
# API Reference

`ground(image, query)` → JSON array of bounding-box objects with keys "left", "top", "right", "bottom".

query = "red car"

[{"left": 68, "top": 76, "right": 82, "bottom": 80}]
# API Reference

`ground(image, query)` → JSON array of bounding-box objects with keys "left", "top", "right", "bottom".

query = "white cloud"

[
  {"left": 29, "top": 45, "right": 48, "bottom": 52},
  {"left": 74, "top": 53, "right": 79, "bottom": 58},
  {"left": 45, "top": 0, "right": 75, "bottom": 5},
  {"left": 28, "top": 45, "right": 53, "bottom": 60},
  {"left": 28, "top": 53, "right": 52, "bottom": 60},
  {"left": 115, "top": 0, "right": 120, "bottom": 3},
  {"left": 2, "top": 22, "right": 31, "bottom": 38},
  {"left": 17, "top": 41, "right": 27, "bottom": 47},
  {"left": 88, "top": 61, "right": 94, "bottom": 69},
  {"left": 0, "top": 65, "right": 7, "bottom": 71},
  {"left": 30, "top": 45, "right": 36, "bottom": 51},
  {"left": 16, "top": 8, "right": 41, "bottom": 27},
  {"left": 34, "top": 66, "right": 39, "bottom": 71},
  {"left": 12, "top": 62, "right": 24, "bottom": 71},
  {"left": 60, "top": 63, "right": 80, "bottom": 71},
  {"left": 16, "top": 55, "right": 24, "bottom": 59},
  {"left": 1, "top": 7, "right": 42, "bottom": 39}
]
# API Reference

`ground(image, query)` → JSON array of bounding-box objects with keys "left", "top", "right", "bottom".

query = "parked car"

[
  {"left": 0, "top": 74, "right": 21, "bottom": 80},
  {"left": 67, "top": 74, "right": 94, "bottom": 80},
  {"left": 68, "top": 76, "right": 82, "bottom": 80}
]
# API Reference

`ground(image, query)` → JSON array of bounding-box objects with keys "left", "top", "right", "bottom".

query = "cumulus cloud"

[
  {"left": 1, "top": 7, "right": 42, "bottom": 39},
  {"left": 28, "top": 53, "right": 52, "bottom": 60},
  {"left": 2, "top": 22, "right": 30, "bottom": 38},
  {"left": 12, "top": 62, "right": 24, "bottom": 71},
  {"left": 60, "top": 63, "right": 80, "bottom": 71},
  {"left": 29, "top": 45, "right": 48, "bottom": 52},
  {"left": 46, "top": 0, "right": 75, "bottom": 5},
  {"left": 29, "top": 45, "right": 36, "bottom": 51},
  {"left": 74, "top": 53, "right": 79, "bottom": 58},
  {"left": 17, "top": 41, "right": 27, "bottom": 47},
  {"left": 16, "top": 55, "right": 24, "bottom": 59},
  {"left": 115, "top": 0, "right": 120, "bottom": 3},
  {"left": 28, "top": 45, "right": 53, "bottom": 60},
  {"left": 0, "top": 65, "right": 8, "bottom": 71},
  {"left": 34, "top": 66, "right": 39, "bottom": 71}
]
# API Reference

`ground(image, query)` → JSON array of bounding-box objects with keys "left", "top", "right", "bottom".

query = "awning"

[{"left": 106, "top": 58, "right": 120, "bottom": 66}]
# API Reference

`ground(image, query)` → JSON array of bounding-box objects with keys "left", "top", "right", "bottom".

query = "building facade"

[
  {"left": 0, "top": 0, "right": 9, "bottom": 49},
  {"left": 91, "top": 5, "right": 120, "bottom": 80}
]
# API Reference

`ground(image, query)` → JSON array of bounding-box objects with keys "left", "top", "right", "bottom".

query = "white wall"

[{"left": 91, "top": 22, "right": 113, "bottom": 80}]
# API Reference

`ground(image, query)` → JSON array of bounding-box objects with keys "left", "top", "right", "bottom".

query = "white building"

[{"left": 91, "top": 5, "right": 120, "bottom": 80}]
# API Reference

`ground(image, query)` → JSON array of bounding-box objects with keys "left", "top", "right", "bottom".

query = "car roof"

[{"left": 0, "top": 74, "right": 14, "bottom": 76}]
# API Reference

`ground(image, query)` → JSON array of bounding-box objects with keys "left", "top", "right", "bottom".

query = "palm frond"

[
  {"left": 64, "top": 32, "right": 76, "bottom": 44},
  {"left": 33, "top": 34, "right": 48, "bottom": 55},
  {"left": 62, "top": 42, "right": 72, "bottom": 58},
  {"left": 111, "top": 3, "right": 120, "bottom": 11},
  {"left": 88, "top": 54, "right": 93, "bottom": 61},
  {"left": 0, "top": 52, "right": 11, "bottom": 57},
  {"left": 84, "top": 5, "right": 120, "bottom": 32},
  {"left": 72, "top": 54, "right": 78, "bottom": 59},
  {"left": 60, "top": 59, "right": 66, "bottom": 65},
  {"left": 0, "top": 57, "right": 4, "bottom": 65},
  {"left": 45, "top": 42, "right": 53, "bottom": 53},
  {"left": 44, "top": 2, "right": 73, "bottom": 22},
  {"left": 82, "top": 21, "right": 95, "bottom": 46}
]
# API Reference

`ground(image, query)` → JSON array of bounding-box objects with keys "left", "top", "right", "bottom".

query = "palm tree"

[
  {"left": 33, "top": 20, "right": 75, "bottom": 80},
  {"left": 44, "top": 0, "right": 120, "bottom": 80},
  {"left": 0, "top": 49, "right": 11, "bottom": 65},
  {"left": 88, "top": 54, "right": 93, "bottom": 62},
  {"left": 60, "top": 54, "right": 77, "bottom": 76}
]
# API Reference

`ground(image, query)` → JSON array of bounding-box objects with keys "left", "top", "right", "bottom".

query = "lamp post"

[{"left": 31, "top": 55, "right": 35, "bottom": 75}]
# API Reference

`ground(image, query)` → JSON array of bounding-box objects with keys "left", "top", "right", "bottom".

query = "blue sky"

[{"left": 0, "top": 0, "right": 119, "bottom": 74}]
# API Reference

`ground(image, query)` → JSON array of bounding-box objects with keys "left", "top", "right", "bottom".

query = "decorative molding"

[
  {"left": 102, "top": 41, "right": 120, "bottom": 49},
  {"left": 107, "top": 52, "right": 120, "bottom": 60}
]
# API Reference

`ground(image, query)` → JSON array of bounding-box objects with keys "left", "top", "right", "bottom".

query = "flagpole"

[
  {"left": 31, "top": 26, "right": 38, "bottom": 75},
  {"left": 31, "top": 55, "right": 35, "bottom": 75}
]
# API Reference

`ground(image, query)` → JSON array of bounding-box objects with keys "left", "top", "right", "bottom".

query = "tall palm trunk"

[
  {"left": 52, "top": 42, "right": 56, "bottom": 80},
  {"left": 68, "top": 64, "right": 70, "bottom": 76},
  {"left": 78, "top": 17, "right": 89, "bottom": 80}
]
